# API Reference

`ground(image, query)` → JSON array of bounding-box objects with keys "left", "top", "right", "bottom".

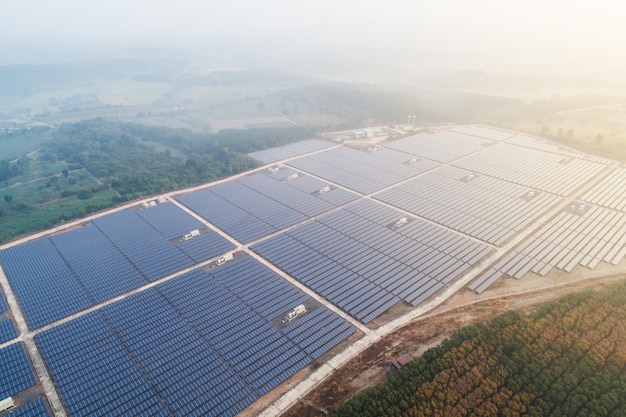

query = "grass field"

[
  {"left": 0, "top": 151, "right": 119, "bottom": 243},
  {"left": 0, "top": 131, "right": 54, "bottom": 161},
  {"left": 0, "top": 189, "right": 118, "bottom": 243}
]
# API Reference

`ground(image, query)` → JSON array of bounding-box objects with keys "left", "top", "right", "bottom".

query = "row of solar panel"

[
  {"left": 238, "top": 173, "right": 343, "bottom": 217},
  {"left": 252, "top": 200, "right": 492, "bottom": 321},
  {"left": 270, "top": 170, "right": 358, "bottom": 206},
  {"left": 247, "top": 139, "right": 335, "bottom": 164},
  {"left": 36, "top": 257, "right": 355, "bottom": 417},
  {"left": 0, "top": 319, "right": 17, "bottom": 344},
  {"left": 384, "top": 131, "right": 490, "bottom": 163},
  {"left": 0, "top": 289, "right": 18, "bottom": 344},
  {"left": 449, "top": 126, "right": 516, "bottom": 142},
  {"left": 175, "top": 232, "right": 235, "bottom": 264},
  {"left": 452, "top": 142, "right": 605, "bottom": 196},
  {"left": 0, "top": 206, "right": 233, "bottom": 328},
  {"left": 210, "top": 257, "right": 308, "bottom": 322},
  {"left": 0, "top": 343, "right": 37, "bottom": 401},
  {"left": 506, "top": 134, "right": 609, "bottom": 164},
  {"left": 376, "top": 166, "right": 560, "bottom": 246},
  {"left": 288, "top": 146, "right": 440, "bottom": 195},
  {"left": 136, "top": 202, "right": 205, "bottom": 240},
  {"left": 177, "top": 171, "right": 356, "bottom": 243},
  {"left": 93, "top": 210, "right": 195, "bottom": 281},
  {"left": 470, "top": 204, "right": 626, "bottom": 293},
  {"left": 582, "top": 167, "right": 626, "bottom": 212}
]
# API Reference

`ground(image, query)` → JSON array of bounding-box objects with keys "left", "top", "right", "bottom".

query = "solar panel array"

[
  {"left": 0, "top": 343, "right": 36, "bottom": 400},
  {"left": 0, "top": 290, "right": 18, "bottom": 344},
  {"left": 452, "top": 142, "right": 606, "bottom": 195},
  {"left": 470, "top": 204, "right": 626, "bottom": 293},
  {"left": 0, "top": 206, "right": 233, "bottom": 329},
  {"left": 0, "top": 238, "right": 94, "bottom": 329},
  {"left": 37, "top": 256, "right": 355, "bottom": 417},
  {"left": 0, "top": 319, "right": 18, "bottom": 345},
  {"left": 176, "top": 232, "right": 235, "bottom": 264},
  {"left": 384, "top": 131, "right": 489, "bottom": 163},
  {"left": 253, "top": 200, "right": 493, "bottom": 322},
  {"left": 50, "top": 225, "right": 148, "bottom": 304},
  {"left": 448, "top": 126, "right": 516, "bottom": 141},
  {"left": 247, "top": 139, "right": 335, "bottom": 164},
  {"left": 287, "top": 146, "right": 439, "bottom": 194},
  {"left": 4, "top": 398, "right": 52, "bottom": 417},
  {"left": 2, "top": 127, "right": 624, "bottom": 416},
  {"left": 136, "top": 202, "right": 205, "bottom": 240},
  {"left": 176, "top": 171, "right": 357, "bottom": 243},
  {"left": 93, "top": 210, "right": 194, "bottom": 281},
  {"left": 582, "top": 167, "right": 626, "bottom": 211},
  {"left": 505, "top": 134, "right": 609, "bottom": 163},
  {"left": 376, "top": 165, "right": 560, "bottom": 246}
]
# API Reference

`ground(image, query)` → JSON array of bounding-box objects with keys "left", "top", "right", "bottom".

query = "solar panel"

[
  {"left": 177, "top": 171, "right": 357, "bottom": 243},
  {"left": 36, "top": 256, "right": 355, "bottom": 416},
  {"left": 452, "top": 142, "right": 605, "bottom": 196},
  {"left": 93, "top": 209, "right": 194, "bottom": 281},
  {"left": 136, "top": 202, "right": 204, "bottom": 239},
  {"left": 0, "top": 343, "right": 37, "bottom": 400},
  {"left": 253, "top": 200, "right": 493, "bottom": 322},
  {"left": 0, "top": 239, "right": 93, "bottom": 329},
  {"left": 247, "top": 139, "right": 335, "bottom": 163},
  {"left": 50, "top": 225, "right": 148, "bottom": 304},
  {"left": 385, "top": 130, "right": 488, "bottom": 163},
  {"left": 3, "top": 397, "right": 52, "bottom": 417},
  {"left": 288, "top": 146, "right": 439, "bottom": 194},
  {"left": 472, "top": 203, "right": 626, "bottom": 293},
  {"left": 0, "top": 319, "right": 18, "bottom": 344},
  {"left": 376, "top": 165, "right": 559, "bottom": 246}
]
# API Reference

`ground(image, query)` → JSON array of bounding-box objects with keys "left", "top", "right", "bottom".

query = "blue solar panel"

[
  {"left": 50, "top": 225, "right": 148, "bottom": 304},
  {"left": 177, "top": 232, "right": 235, "bottom": 263},
  {"left": 93, "top": 209, "right": 194, "bottom": 281},
  {"left": 36, "top": 311, "right": 169, "bottom": 417},
  {"left": 4, "top": 397, "right": 51, "bottom": 417},
  {"left": 136, "top": 202, "right": 205, "bottom": 240},
  {"left": 0, "top": 319, "right": 18, "bottom": 344},
  {"left": 0, "top": 291, "right": 7, "bottom": 312},
  {"left": 36, "top": 256, "right": 355, "bottom": 417},
  {"left": 0, "top": 343, "right": 36, "bottom": 400},
  {"left": 177, "top": 172, "right": 358, "bottom": 243},
  {"left": 0, "top": 239, "right": 93, "bottom": 329},
  {"left": 247, "top": 139, "right": 334, "bottom": 163},
  {"left": 288, "top": 146, "right": 439, "bottom": 194},
  {"left": 252, "top": 199, "right": 492, "bottom": 322}
]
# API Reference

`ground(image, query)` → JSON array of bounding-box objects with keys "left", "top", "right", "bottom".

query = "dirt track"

[{"left": 280, "top": 263, "right": 626, "bottom": 417}]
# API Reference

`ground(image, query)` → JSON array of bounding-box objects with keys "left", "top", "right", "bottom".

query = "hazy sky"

[{"left": 2, "top": 0, "right": 624, "bottom": 67}]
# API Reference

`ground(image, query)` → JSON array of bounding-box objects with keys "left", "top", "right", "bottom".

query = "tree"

[
  {"left": 3, "top": 194, "right": 12, "bottom": 204},
  {"left": 62, "top": 169, "right": 69, "bottom": 178}
]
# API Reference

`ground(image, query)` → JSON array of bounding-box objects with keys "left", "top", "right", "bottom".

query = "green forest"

[
  {"left": 0, "top": 119, "right": 317, "bottom": 243},
  {"left": 333, "top": 280, "right": 626, "bottom": 417}
]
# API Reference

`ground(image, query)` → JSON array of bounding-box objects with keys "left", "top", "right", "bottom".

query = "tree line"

[{"left": 45, "top": 118, "right": 317, "bottom": 201}]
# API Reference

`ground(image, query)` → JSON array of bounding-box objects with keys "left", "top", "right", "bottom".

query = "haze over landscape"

[{"left": 1, "top": 2, "right": 626, "bottom": 417}]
